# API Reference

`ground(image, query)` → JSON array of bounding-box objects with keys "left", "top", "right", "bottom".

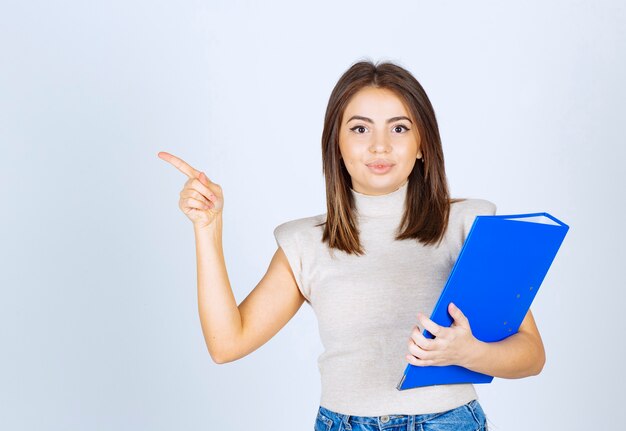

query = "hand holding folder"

[{"left": 397, "top": 212, "right": 569, "bottom": 391}]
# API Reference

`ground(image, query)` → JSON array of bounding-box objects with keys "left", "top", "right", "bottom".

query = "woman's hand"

[
  {"left": 406, "top": 302, "right": 480, "bottom": 368},
  {"left": 157, "top": 151, "right": 224, "bottom": 229}
]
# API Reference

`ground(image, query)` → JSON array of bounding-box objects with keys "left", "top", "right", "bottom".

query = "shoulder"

[
  {"left": 273, "top": 213, "right": 326, "bottom": 241},
  {"left": 450, "top": 198, "right": 497, "bottom": 218},
  {"left": 448, "top": 198, "right": 497, "bottom": 243}
]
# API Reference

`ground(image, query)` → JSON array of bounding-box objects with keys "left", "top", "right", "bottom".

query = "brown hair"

[{"left": 318, "top": 59, "right": 462, "bottom": 255}]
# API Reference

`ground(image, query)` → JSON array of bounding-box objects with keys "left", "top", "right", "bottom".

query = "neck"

[{"left": 350, "top": 181, "right": 409, "bottom": 218}]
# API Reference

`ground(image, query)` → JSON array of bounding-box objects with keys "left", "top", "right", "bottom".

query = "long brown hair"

[{"left": 318, "top": 60, "right": 460, "bottom": 255}]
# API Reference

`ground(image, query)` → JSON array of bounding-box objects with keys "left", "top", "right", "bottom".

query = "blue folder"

[{"left": 396, "top": 211, "right": 569, "bottom": 390}]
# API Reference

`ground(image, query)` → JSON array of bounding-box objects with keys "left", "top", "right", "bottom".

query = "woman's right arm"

[
  {"left": 158, "top": 151, "right": 305, "bottom": 364},
  {"left": 195, "top": 217, "right": 305, "bottom": 364}
]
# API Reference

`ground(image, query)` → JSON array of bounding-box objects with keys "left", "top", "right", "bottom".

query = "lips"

[
  {"left": 365, "top": 159, "right": 395, "bottom": 175},
  {"left": 366, "top": 159, "right": 395, "bottom": 168}
]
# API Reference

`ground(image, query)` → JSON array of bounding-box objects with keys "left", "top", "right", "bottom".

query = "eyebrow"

[{"left": 346, "top": 115, "right": 413, "bottom": 124}]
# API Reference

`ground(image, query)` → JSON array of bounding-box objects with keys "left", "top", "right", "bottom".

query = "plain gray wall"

[{"left": 1, "top": 1, "right": 624, "bottom": 430}]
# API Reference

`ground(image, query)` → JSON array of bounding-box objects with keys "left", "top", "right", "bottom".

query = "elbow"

[
  {"left": 210, "top": 350, "right": 233, "bottom": 365},
  {"left": 204, "top": 333, "right": 245, "bottom": 364},
  {"left": 210, "top": 352, "right": 226, "bottom": 365},
  {"left": 209, "top": 345, "right": 242, "bottom": 364},
  {"left": 206, "top": 343, "right": 232, "bottom": 365},
  {"left": 202, "top": 334, "right": 233, "bottom": 364},
  {"left": 530, "top": 347, "right": 546, "bottom": 376},
  {"left": 536, "top": 352, "right": 546, "bottom": 376}
]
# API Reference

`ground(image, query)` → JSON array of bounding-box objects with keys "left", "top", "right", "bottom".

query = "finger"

[
  {"left": 158, "top": 151, "right": 200, "bottom": 179},
  {"left": 198, "top": 172, "right": 223, "bottom": 197},
  {"left": 417, "top": 312, "right": 443, "bottom": 338},
  {"left": 181, "top": 189, "right": 212, "bottom": 207},
  {"left": 409, "top": 326, "right": 435, "bottom": 351},
  {"left": 188, "top": 177, "right": 219, "bottom": 202},
  {"left": 182, "top": 196, "right": 212, "bottom": 211},
  {"left": 198, "top": 171, "right": 212, "bottom": 185},
  {"left": 449, "top": 302, "right": 470, "bottom": 327},
  {"left": 407, "top": 338, "right": 433, "bottom": 360},
  {"left": 405, "top": 353, "right": 435, "bottom": 367}
]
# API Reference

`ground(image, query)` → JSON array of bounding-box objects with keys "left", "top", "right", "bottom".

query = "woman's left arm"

[{"left": 407, "top": 303, "right": 546, "bottom": 379}]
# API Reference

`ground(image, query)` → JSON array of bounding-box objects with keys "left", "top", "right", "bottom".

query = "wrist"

[
  {"left": 463, "top": 337, "right": 488, "bottom": 370},
  {"left": 194, "top": 214, "right": 223, "bottom": 236}
]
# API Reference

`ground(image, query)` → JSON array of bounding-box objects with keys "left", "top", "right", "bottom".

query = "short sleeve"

[
  {"left": 273, "top": 221, "right": 311, "bottom": 303},
  {"left": 461, "top": 199, "right": 497, "bottom": 242}
]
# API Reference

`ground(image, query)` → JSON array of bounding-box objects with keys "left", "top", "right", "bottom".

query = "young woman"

[{"left": 158, "top": 60, "right": 545, "bottom": 431}]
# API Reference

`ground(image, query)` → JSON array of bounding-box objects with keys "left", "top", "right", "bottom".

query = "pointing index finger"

[{"left": 157, "top": 151, "right": 199, "bottom": 178}]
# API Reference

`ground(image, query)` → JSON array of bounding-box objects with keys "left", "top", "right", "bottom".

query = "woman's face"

[{"left": 339, "top": 86, "right": 422, "bottom": 196}]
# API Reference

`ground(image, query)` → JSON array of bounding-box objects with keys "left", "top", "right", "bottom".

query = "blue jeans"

[{"left": 314, "top": 399, "right": 488, "bottom": 431}]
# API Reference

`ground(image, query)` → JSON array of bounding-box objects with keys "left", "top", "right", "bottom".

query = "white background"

[{"left": 1, "top": 1, "right": 624, "bottom": 430}]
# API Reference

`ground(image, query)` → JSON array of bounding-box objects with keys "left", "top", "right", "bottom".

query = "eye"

[
  {"left": 349, "top": 125, "right": 368, "bottom": 134},
  {"left": 393, "top": 124, "right": 410, "bottom": 133}
]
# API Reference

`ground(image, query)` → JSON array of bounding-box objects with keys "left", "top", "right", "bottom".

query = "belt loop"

[{"left": 341, "top": 412, "right": 352, "bottom": 430}]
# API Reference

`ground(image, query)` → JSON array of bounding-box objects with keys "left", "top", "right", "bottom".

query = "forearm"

[
  {"left": 463, "top": 331, "right": 546, "bottom": 379},
  {"left": 194, "top": 214, "right": 242, "bottom": 363}
]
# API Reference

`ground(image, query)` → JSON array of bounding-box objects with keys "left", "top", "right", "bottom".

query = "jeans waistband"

[{"left": 318, "top": 399, "right": 479, "bottom": 427}]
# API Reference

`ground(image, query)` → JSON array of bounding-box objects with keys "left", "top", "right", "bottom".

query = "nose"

[{"left": 368, "top": 133, "right": 391, "bottom": 153}]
